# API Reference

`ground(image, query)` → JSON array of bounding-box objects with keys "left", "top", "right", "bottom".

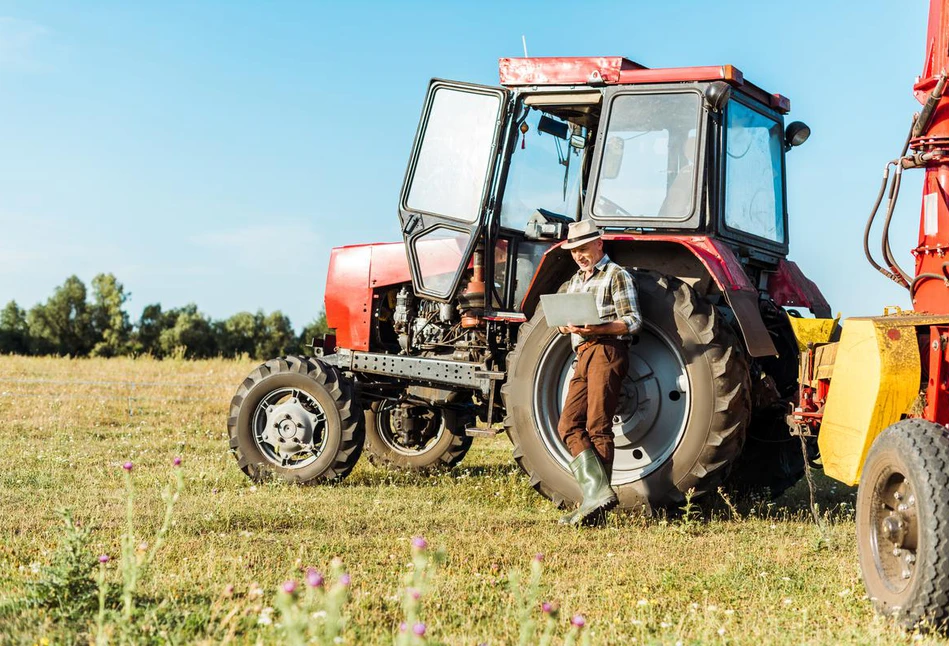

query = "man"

[{"left": 556, "top": 220, "right": 641, "bottom": 525}]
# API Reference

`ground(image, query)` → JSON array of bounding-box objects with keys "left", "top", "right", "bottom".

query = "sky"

[{"left": 0, "top": 1, "right": 931, "bottom": 330}]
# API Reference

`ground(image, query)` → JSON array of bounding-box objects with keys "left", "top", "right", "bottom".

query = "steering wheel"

[{"left": 595, "top": 194, "right": 630, "bottom": 216}]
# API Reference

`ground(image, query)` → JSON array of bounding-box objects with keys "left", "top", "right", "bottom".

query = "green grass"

[{"left": 0, "top": 355, "right": 944, "bottom": 644}]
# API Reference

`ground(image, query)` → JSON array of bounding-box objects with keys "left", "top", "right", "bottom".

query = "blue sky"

[{"left": 0, "top": 1, "right": 929, "bottom": 329}]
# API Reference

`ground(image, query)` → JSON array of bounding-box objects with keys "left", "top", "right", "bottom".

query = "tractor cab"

[{"left": 398, "top": 56, "right": 806, "bottom": 313}]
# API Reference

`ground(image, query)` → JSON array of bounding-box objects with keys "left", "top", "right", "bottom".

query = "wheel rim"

[
  {"left": 252, "top": 387, "right": 328, "bottom": 469},
  {"left": 375, "top": 402, "right": 445, "bottom": 457},
  {"left": 867, "top": 466, "right": 918, "bottom": 593},
  {"left": 532, "top": 323, "right": 690, "bottom": 485}
]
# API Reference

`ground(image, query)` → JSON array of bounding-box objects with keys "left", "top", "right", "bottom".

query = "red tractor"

[{"left": 228, "top": 56, "right": 827, "bottom": 513}]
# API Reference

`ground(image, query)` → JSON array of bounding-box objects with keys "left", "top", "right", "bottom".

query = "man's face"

[{"left": 570, "top": 238, "right": 604, "bottom": 274}]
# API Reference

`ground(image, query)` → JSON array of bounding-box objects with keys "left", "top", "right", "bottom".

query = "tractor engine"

[{"left": 391, "top": 286, "right": 485, "bottom": 361}]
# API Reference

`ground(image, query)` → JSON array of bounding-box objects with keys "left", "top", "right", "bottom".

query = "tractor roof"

[{"left": 498, "top": 56, "right": 790, "bottom": 114}]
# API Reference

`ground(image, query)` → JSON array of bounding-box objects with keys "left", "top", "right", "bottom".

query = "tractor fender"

[
  {"left": 519, "top": 234, "right": 779, "bottom": 358},
  {"left": 767, "top": 259, "right": 832, "bottom": 318},
  {"left": 325, "top": 241, "right": 412, "bottom": 351}
]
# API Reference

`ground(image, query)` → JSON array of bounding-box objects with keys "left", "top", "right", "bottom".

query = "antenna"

[{"left": 522, "top": 35, "right": 529, "bottom": 58}]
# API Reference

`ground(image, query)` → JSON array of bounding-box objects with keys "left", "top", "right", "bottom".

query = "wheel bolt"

[
  {"left": 898, "top": 503, "right": 908, "bottom": 512},
  {"left": 908, "top": 495, "right": 916, "bottom": 506},
  {"left": 267, "top": 406, "right": 274, "bottom": 413},
  {"left": 894, "top": 491, "right": 903, "bottom": 501},
  {"left": 893, "top": 547, "right": 902, "bottom": 556},
  {"left": 902, "top": 569, "right": 912, "bottom": 580}
]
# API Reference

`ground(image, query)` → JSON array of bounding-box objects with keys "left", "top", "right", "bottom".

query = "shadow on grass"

[{"left": 340, "top": 463, "right": 524, "bottom": 489}]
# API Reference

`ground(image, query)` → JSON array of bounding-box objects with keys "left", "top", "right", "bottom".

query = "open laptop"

[{"left": 540, "top": 292, "right": 603, "bottom": 328}]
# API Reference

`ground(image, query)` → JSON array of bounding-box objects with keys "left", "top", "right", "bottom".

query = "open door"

[{"left": 399, "top": 80, "right": 510, "bottom": 302}]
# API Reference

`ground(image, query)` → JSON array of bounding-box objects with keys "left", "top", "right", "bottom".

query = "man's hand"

[{"left": 562, "top": 321, "right": 628, "bottom": 336}]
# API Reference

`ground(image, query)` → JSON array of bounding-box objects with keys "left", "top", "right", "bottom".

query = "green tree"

[
  {"left": 0, "top": 300, "right": 30, "bottom": 354},
  {"left": 90, "top": 273, "right": 132, "bottom": 357},
  {"left": 157, "top": 304, "right": 217, "bottom": 359},
  {"left": 133, "top": 304, "right": 173, "bottom": 356},
  {"left": 256, "top": 310, "right": 295, "bottom": 359},
  {"left": 217, "top": 311, "right": 262, "bottom": 358},
  {"left": 27, "top": 276, "right": 95, "bottom": 356},
  {"left": 298, "top": 311, "right": 330, "bottom": 355}
]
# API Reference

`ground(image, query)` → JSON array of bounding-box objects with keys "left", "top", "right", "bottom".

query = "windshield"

[
  {"left": 499, "top": 106, "right": 587, "bottom": 231},
  {"left": 593, "top": 93, "right": 700, "bottom": 219}
]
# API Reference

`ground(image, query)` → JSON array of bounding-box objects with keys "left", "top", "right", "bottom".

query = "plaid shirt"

[{"left": 561, "top": 254, "right": 641, "bottom": 348}]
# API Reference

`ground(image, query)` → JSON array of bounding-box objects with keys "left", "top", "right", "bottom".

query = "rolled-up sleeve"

[{"left": 611, "top": 269, "right": 641, "bottom": 334}]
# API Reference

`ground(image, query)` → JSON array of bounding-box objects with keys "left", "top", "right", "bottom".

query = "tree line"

[{"left": 0, "top": 274, "right": 329, "bottom": 360}]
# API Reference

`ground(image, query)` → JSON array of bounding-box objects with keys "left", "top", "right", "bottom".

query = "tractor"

[{"left": 228, "top": 55, "right": 828, "bottom": 515}]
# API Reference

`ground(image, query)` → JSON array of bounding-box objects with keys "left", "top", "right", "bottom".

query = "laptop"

[{"left": 540, "top": 292, "right": 603, "bottom": 328}]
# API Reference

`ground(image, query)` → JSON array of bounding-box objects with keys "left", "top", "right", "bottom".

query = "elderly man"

[{"left": 556, "top": 220, "right": 641, "bottom": 525}]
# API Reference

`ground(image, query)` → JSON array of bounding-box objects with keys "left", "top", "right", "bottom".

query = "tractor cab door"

[{"left": 399, "top": 80, "right": 510, "bottom": 302}]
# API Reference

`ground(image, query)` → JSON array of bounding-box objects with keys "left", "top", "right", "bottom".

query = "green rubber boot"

[{"left": 558, "top": 449, "right": 618, "bottom": 526}]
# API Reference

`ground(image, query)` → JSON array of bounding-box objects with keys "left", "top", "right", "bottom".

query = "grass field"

[{"left": 0, "top": 355, "right": 945, "bottom": 645}]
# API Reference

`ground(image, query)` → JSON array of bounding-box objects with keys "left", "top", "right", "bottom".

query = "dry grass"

[{"left": 0, "top": 355, "right": 944, "bottom": 644}]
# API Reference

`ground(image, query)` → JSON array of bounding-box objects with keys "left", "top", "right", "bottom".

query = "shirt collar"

[{"left": 576, "top": 253, "right": 611, "bottom": 280}]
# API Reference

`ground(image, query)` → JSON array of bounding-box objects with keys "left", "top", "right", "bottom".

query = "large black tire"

[
  {"left": 227, "top": 356, "right": 364, "bottom": 484},
  {"left": 727, "top": 301, "right": 806, "bottom": 498},
  {"left": 503, "top": 271, "right": 750, "bottom": 513},
  {"left": 363, "top": 401, "right": 472, "bottom": 470},
  {"left": 857, "top": 418, "right": 949, "bottom": 629}
]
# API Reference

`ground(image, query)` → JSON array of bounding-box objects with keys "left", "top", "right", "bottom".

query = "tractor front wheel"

[
  {"left": 227, "top": 356, "right": 364, "bottom": 484},
  {"left": 856, "top": 418, "right": 949, "bottom": 629}
]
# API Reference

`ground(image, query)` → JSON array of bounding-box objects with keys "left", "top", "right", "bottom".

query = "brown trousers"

[{"left": 557, "top": 338, "right": 629, "bottom": 472}]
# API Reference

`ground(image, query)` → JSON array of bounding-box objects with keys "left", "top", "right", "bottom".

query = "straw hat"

[{"left": 562, "top": 220, "right": 603, "bottom": 250}]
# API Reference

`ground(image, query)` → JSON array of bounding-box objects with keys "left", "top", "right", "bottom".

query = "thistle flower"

[
  {"left": 411, "top": 536, "right": 427, "bottom": 551},
  {"left": 534, "top": 553, "right": 544, "bottom": 562},
  {"left": 338, "top": 573, "right": 351, "bottom": 587},
  {"left": 305, "top": 568, "right": 324, "bottom": 588},
  {"left": 98, "top": 554, "right": 109, "bottom": 564},
  {"left": 408, "top": 587, "right": 421, "bottom": 600},
  {"left": 571, "top": 614, "right": 586, "bottom": 628},
  {"left": 173, "top": 456, "right": 182, "bottom": 466},
  {"left": 282, "top": 580, "right": 298, "bottom": 595},
  {"left": 122, "top": 462, "right": 133, "bottom": 472},
  {"left": 413, "top": 623, "right": 426, "bottom": 636}
]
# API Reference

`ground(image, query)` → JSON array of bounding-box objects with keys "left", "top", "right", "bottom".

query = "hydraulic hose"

[
  {"left": 863, "top": 162, "right": 895, "bottom": 279},
  {"left": 863, "top": 117, "right": 914, "bottom": 288},
  {"left": 909, "top": 261, "right": 949, "bottom": 298},
  {"left": 880, "top": 162, "right": 914, "bottom": 287}
]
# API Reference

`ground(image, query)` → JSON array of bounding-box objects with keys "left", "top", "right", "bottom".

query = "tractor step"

[{"left": 465, "top": 427, "right": 499, "bottom": 438}]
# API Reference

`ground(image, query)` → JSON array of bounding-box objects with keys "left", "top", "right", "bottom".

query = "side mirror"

[
  {"left": 601, "top": 136, "right": 624, "bottom": 179},
  {"left": 785, "top": 121, "right": 811, "bottom": 150},
  {"left": 704, "top": 81, "right": 732, "bottom": 112}
]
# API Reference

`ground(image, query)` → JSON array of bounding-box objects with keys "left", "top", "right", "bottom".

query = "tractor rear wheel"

[
  {"left": 856, "top": 418, "right": 949, "bottom": 629},
  {"left": 363, "top": 401, "right": 472, "bottom": 470},
  {"left": 227, "top": 356, "right": 364, "bottom": 484},
  {"left": 503, "top": 271, "right": 750, "bottom": 513}
]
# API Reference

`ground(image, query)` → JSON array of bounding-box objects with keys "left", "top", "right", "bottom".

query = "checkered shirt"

[{"left": 561, "top": 254, "right": 641, "bottom": 348}]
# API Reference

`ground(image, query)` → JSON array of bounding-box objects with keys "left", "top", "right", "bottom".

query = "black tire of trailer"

[
  {"left": 227, "top": 355, "right": 364, "bottom": 484},
  {"left": 363, "top": 401, "right": 473, "bottom": 471},
  {"left": 856, "top": 418, "right": 949, "bottom": 630},
  {"left": 502, "top": 270, "right": 750, "bottom": 513}
]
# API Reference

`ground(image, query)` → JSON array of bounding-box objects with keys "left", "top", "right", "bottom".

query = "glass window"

[
  {"left": 724, "top": 101, "right": 785, "bottom": 242},
  {"left": 500, "top": 109, "right": 586, "bottom": 231},
  {"left": 406, "top": 87, "right": 501, "bottom": 223},
  {"left": 593, "top": 93, "right": 700, "bottom": 219},
  {"left": 413, "top": 227, "right": 472, "bottom": 296}
]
